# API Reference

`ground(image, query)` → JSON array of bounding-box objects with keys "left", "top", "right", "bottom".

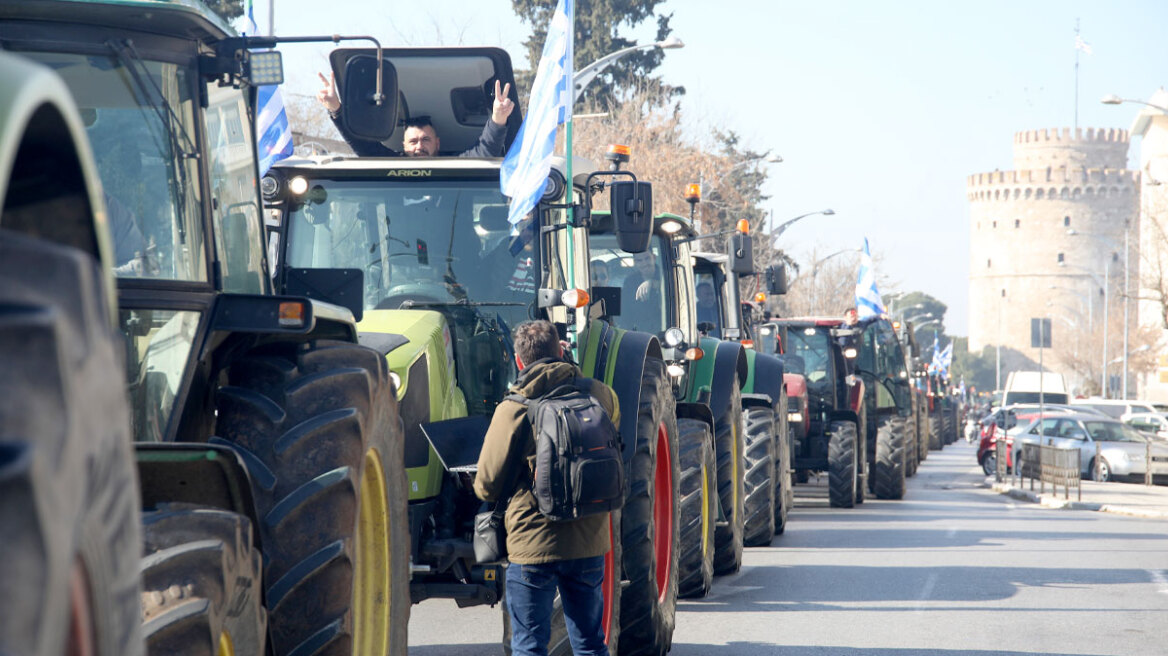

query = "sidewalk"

[{"left": 990, "top": 475, "right": 1168, "bottom": 520}]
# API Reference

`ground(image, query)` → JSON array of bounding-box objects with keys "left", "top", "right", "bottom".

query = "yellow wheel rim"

[
  {"left": 354, "top": 448, "right": 390, "bottom": 655},
  {"left": 218, "top": 631, "right": 235, "bottom": 656},
  {"left": 700, "top": 461, "right": 711, "bottom": 556}
]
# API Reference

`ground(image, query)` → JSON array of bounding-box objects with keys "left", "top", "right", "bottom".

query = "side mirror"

[
  {"left": 765, "top": 264, "right": 787, "bottom": 295},
  {"left": 334, "top": 53, "right": 399, "bottom": 142},
  {"left": 727, "top": 231, "right": 753, "bottom": 275},
  {"left": 609, "top": 181, "right": 653, "bottom": 253}
]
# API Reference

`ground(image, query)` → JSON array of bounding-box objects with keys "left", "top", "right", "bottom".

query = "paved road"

[{"left": 409, "top": 442, "right": 1168, "bottom": 655}]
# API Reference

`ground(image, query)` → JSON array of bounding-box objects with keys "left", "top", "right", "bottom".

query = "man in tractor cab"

[
  {"left": 474, "top": 320, "right": 619, "bottom": 656},
  {"left": 316, "top": 72, "right": 515, "bottom": 157}
]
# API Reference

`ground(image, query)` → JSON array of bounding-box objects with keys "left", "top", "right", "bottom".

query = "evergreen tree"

[
  {"left": 205, "top": 0, "right": 245, "bottom": 23},
  {"left": 511, "top": 0, "right": 682, "bottom": 109}
]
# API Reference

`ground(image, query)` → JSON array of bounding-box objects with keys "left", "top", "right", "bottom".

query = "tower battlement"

[
  {"left": 1011, "top": 126, "right": 1129, "bottom": 170},
  {"left": 965, "top": 168, "right": 1140, "bottom": 199},
  {"left": 1014, "top": 127, "right": 1129, "bottom": 145}
]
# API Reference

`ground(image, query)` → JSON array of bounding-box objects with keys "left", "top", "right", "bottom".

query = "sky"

[{"left": 244, "top": 0, "right": 1168, "bottom": 336}]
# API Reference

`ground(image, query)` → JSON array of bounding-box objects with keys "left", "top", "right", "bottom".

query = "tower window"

[
  {"left": 1064, "top": 216, "right": 1070, "bottom": 227},
  {"left": 992, "top": 221, "right": 997, "bottom": 228},
  {"left": 1058, "top": 253, "right": 1065, "bottom": 264},
  {"left": 987, "top": 259, "right": 992, "bottom": 268},
  {"left": 1015, "top": 219, "right": 1020, "bottom": 228}
]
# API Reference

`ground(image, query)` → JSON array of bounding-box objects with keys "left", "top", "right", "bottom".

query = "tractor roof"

[
  {"left": 0, "top": 0, "right": 236, "bottom": 41},
  {"left": 774, "top": 317, "right": 844, "bottom": 328}
]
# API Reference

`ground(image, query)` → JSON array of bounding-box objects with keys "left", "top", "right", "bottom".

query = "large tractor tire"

[
  {"left": 617, "top": 358, "right": 680, "bottom": 656},
  {"left": 712, "top": 385, "right": 745, "bottom": 575},
  {"left": 917, "top": 401, "right": 929, "bottom": 462},
  {"left": 0, "top": 233, "right": 144, "bottom": 656},
  {"left": 827, "top": 420, "right": 859, "bottom": 508},
  {"left": 676, "top": 418, "right": 716, "bottom": 599},
  {"left": 773, "top": 402, "right": 793, "bottom": 536},
  {"left": 741, "top": 407, "right": 776, "bottom": 547},
  {"left": 213, "top": 340, "right": 410, "bottom": 656},
  {"left": 140, "top": 506, "right": 266, "bottom": 655},
  {"left": 502, "top": 512, "right": 622, "bottom": 655},
  {"left": 928, "top": 414, "right": 943, "bottom": 451},
  {"left": 873, "top": 416, "right": 907, "bottom": 500},
  {"left": 946, "top": 406, "right": 960, "bottom": 445},
  {"left": 904, "top": 412, "right": 918, "bottom": 478}
]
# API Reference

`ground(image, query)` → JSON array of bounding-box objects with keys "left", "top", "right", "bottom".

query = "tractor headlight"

[{"left": 664, "top": 327, "right": 685, "bottom": 347}]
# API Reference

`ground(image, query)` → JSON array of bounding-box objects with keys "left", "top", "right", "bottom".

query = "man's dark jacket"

[
  {"left": 330, "top": 113, "right": 507, "bottom": 157},
  {"left": 473, "top": 359, "right": 620, "bottom": 564}
]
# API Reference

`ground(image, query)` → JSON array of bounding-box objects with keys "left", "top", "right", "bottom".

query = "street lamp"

[
  {"left": 695, "top": 153, "right": 782, "bottom": 230},
  {"left": 1067, "top": 227, "right": 1129, "bottom": 398},
  {"left": 573, "top": 36, "right": 684, "bottom": 102},
  {"left": 1047, "top": 284, "right": 1093, "bottom": 328},
  {"left": 1101, "top": 94, "right": 1168, "bottom": 113},
  {"left": 770, "top": 209, "right": 834, "bottom": 242},
  {"left": 904, "top": 312, "right": 933, "bottom": 325},
  {"left": 794, "top": 247, "right": 858, "bottom": 314}
]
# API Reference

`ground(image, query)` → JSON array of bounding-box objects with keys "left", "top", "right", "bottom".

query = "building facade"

[{"left": 967, "top": 127, "right": 1139, "bottom": 394}]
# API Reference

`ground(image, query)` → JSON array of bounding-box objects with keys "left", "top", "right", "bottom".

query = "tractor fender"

[
  {"left": 135, "top": 443, "right": 262, "bottom": 549},
  {"left": 741, "top": 394, "right": 773, "bottom": 410},
  {"left": 597, "top": 327, "right": 663, "bottom": 462},
  {"left": 676, "top": 401, "right": 715, "bottom": 436},
  {"left": 829, "top": 409, "right": 861, "bottom": 427},
  {"left": 742, "top": 350, "right": 786, "bottom": 410},
  {"left": 707, "top": 339, "right": 747, "bottom": 425}
]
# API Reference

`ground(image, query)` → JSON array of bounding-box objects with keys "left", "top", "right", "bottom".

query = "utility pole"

[{"left": 1122, "top": 224, "right": 1130, "bottom": 398}]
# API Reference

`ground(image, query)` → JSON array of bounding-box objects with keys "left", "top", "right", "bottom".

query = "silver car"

[{"left": 1012, "top": 413, "right": 1168, "bottom": 482}]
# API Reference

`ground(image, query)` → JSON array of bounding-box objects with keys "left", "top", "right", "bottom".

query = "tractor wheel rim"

[
  {"left": 653, "top": 421, "right": 673, "bottom": 602},
  {"left": 218, "top": 632, "right": 236, "bottom": 656},
  {"left": 66, "top": 559, "right": 95, "bottom": 656},
  {"left": 354, "top": 447, "right": 391, "bottom": 655},
  {"left": 700, "top": 461, "right": 711, "bottom": 557},
  {"left": 602, "top": 515, "right": 616, "bottom": 642}
]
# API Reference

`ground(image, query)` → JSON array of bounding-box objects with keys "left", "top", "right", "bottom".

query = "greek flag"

[
  {"left": 242, "top": 1, "right": 293, "bottom": 175},
  {"left": 854, "top": 237, "right": 886, "bottom": 320},
  {"left": 936, "top": 341, "right": 953, "bottom": 377},
  {"left": 500, "top": 0, "right": 573, "bottom": 227}
]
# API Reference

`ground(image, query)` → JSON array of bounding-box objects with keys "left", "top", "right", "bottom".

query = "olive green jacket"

[{"left": 473, "top": 359, "right": 620, "bottom": 564}]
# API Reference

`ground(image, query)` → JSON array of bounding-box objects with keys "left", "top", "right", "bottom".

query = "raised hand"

[
  {"left": 316, "top": 71, "right": 341, "bottom": 113},
  {"left": 491, "top": 79, "right": 514, "bottom": 125}
]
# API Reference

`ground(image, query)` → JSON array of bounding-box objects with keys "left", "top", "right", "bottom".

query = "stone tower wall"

[{"left": 967, "top": 127, "right": 1139, "bottom": 371}]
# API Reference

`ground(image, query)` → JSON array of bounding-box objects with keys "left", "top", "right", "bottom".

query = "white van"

[{"left": 1002, "top": 370, "right": 1069, "bottom": 406}]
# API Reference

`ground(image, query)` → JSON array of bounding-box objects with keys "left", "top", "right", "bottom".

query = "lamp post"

[
  {"left": 797, "top": 247, "right": 857, "bottom": 314},
  {"left": 1047, "top": 284, "right": 1093, "bottom": 329},
  {"left": 1101, "top": 94, "right": 1168, "bottom": 113},
  {"left": 770, "top": 209, "right": 835, "bottom": 242},
  {"left": 904, "top": 312, "right": 933, "bottom": 325},
  {"left": 1067, "top": 227, "right": 1128, "bottom": 397},
  {"left": 573, "top": 36, "right": 684, "bottom": 103}
]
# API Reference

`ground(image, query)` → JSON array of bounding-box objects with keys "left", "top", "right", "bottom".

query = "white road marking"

[
  {"left": 914, "top": 571, "right": 938, "bottom": 612},
  {"left": 1148, "top": 569, "right": 1168, "bottom": 595}
]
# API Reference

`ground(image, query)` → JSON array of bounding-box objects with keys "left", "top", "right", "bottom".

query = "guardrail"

[{"left": 1014, "top": 443, "right": 1081, "bottom": 501}]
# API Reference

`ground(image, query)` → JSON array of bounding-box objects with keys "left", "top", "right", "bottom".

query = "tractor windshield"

[
  {"left": 21, "top": 50, "right": 208, "bottom": 283},
  {"left": 787, "top": 327, "right": 834, "bottom": 387},
  {"left": 284, "top": 176, "right": 537, "bottom": 332},
  {"left": 589, "top": 233, "right": 668, "bottom": 334}
]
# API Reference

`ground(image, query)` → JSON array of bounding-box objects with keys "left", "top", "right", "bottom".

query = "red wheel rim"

[
  {"left": 66, "top": 558, "right": 95, "bottom": 656},
  {"left": 602, "top": 515, "right": 616, "bottom": 642},
  {"left": 652, "top": 421, "right": 673, "bottom": 602}
]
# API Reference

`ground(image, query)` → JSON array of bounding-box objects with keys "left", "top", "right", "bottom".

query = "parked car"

[
  {"left": 977, "top": 408, "right": 1070, "bottom": 476},
  {"left": 1122, "top": 412, "right": 1168, "bottom": 441},
  {"left": 1070, "top": 398, "right": 1158, "bottom": 419},
  {"left": 1011, "top": 414, "right": 1168, "bottom": 482}
]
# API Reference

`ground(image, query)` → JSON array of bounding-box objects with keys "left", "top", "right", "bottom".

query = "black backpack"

[{"left": 507, "top": 376, "right": 625, "bottom": 521}]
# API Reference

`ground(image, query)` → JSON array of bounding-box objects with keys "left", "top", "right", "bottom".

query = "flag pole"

[
  {"left": 1073, "top": 18, "right": 1080, "bottom": 131},
  {"left": 564, "top": 0, "right": 575, "bottom": 293}
]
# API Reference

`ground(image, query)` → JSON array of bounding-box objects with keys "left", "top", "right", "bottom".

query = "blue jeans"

[{"left": 505, "top": 555, "right": 608, "bottom": 656}]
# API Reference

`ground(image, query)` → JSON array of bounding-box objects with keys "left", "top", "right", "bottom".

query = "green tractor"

[
  {"left": 0, "top": 51, "right": 145, "bottom": 656},
  {"left": 851, "top": 316, "right": 914, "bottom": 500},
  {"left": 1, "top": 2, "right": 415, "bottom": 654},
  {"left": 588, "top": 204, "right": 749, "bottom": 599},
  {"left": 894, "top": 318, "right": 929, "bottom": 472},
  {"left": 688, "top": 232, "right": 793, "bottom": 545},
  {"left": 263, "top": 49, "right": 682, "bottom": 656}
]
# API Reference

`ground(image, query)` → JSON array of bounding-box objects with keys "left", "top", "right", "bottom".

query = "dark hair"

[
  {"left": 512, "top": 320, "right": 560, "bottom": 364},
  {"left": 403, "top": 115, "right": 433, "bottom": 129}
]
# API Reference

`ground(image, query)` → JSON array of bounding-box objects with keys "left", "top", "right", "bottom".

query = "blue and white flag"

[
  {"left": 500, "top": 0, "right": 573, "bottom": 226},
  {"left": 854, "top": 237, "right": 886, "bottom": 320},
  {"left": 936, "top": 341, "right": 953, "bottom": 377},
  {"left": 242, "top": 1, "right": 293, "bottom": 175}
]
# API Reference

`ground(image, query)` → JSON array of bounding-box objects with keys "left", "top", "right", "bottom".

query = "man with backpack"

[{"left": 474, "top": 320, "right": 622, "bottom": 656}]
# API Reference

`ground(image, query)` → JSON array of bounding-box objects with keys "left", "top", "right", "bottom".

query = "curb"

[{"left": 991, "top": 482, "right": 1168, "bottom": 520}]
